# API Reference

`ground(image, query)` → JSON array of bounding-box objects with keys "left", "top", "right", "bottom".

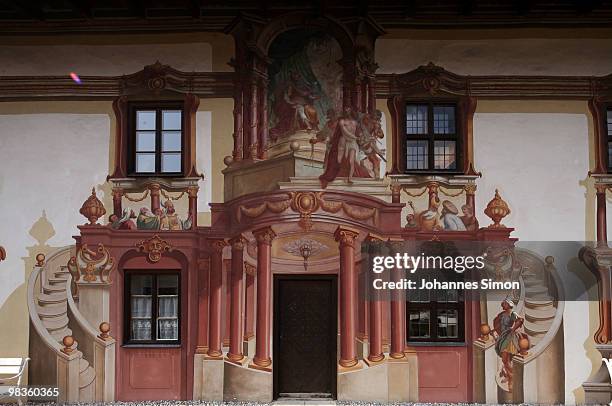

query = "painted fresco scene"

[{"left": 0, "top": 1, "right": 611, "bottom": 405}]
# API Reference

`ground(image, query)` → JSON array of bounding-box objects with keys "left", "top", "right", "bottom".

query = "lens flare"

[{"left": 69, "top": 72, "right": 81, "bottom": 84}]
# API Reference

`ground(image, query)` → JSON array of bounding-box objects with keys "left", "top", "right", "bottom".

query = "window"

[
  {"left": 607, "top": 109, "right": 612, "bottom": 171},
  {"left": 407, "top": 272, "right": 464, "bottom": 343},
  {"left": 130, "top": 104, "right": 183, "bottom": 175},
  {"left": 405, "top": 103, "right": 459, "bottom": 172},
  {"left": 125, "top": 272, "right": 180, "bottom": 344}
]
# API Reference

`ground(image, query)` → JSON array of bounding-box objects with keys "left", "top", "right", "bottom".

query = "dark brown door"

[{"left": 274, "top": 275, "right": 337, "bottom": 399}]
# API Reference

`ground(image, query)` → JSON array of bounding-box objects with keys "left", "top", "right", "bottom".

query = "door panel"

[{"left": 274, "top": 276, "right": 337, "bottom": 398}]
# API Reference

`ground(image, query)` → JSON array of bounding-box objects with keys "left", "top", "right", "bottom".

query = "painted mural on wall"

[
  {"left": 492, "top": 299, "right": 528, "bottom": 392},
  {"left": 404, "top": 183, "right": 479, "bottom": 231},
  {"left": 315, "top": 107, "right": 386, "bottom": 187},
  {"left": 109, "top": 200, "right": 192, "bottom": 231},
  {"left": 268, "top": 29, "right": 343, "bottom": 141}
]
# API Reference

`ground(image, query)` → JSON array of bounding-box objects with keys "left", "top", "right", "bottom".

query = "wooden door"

[{"left": 274, "top": 275, "right": 337, "bottom": 399}]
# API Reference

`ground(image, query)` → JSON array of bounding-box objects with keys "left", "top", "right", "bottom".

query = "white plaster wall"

[
  {"left": 377, "top": 38, "right": 612, "bottom": 76},
  {"left": 0, "top": 113, "right": 110, "bottom": 306},
  {"left": 0, "top": 42, "right": 212, "bottom": 76},
  {"left": 473, "top": 113, "right": 591, "bottom": 404}
]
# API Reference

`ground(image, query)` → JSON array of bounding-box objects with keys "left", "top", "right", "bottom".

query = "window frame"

[
  {"left": 123, "top": 270, "right": 181, "bottom": 346},
  {"left": 403, "top": 100, "right": 463, "bottom": 175},
  {"left": 406, "top": 274, "right": 466, "bottom": 344},
  {"left": 127, "top": 101, "right": 185, "bottom": 177}
]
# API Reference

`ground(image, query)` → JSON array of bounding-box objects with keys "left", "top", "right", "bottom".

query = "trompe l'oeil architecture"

[{"left": 1, "top": 2, "right": 612, "bottom": 404}]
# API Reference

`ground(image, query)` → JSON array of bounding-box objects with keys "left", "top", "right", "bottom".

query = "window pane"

[
  {"left": 406, "top": 140, "right": 428, "bottom": 170},
  {"left": 409, "top": 310, "right": 430, "bottom": 338},
  {"left": 433, "top": 140, "right": 456, "bottom": 170},
  {"left": 131, "top": 319, "right": 152, "bottom": 340},
  {"left": 406, "top": 104, "right": 428, "bottom": 134},
  {"left": 433, "top": 106, "right": 456, "bottom": 134},
  {"left": 137, "top": 110, "right": 156, "bottom": 130},
  {"left": 135, "top": 153, "right": 156, "bottom": 173},
  {"left": 609, "top": 142, "right": 612, "bottom": 169},
  {"left": 158, "top": 275, "right": 178, "bottom": 295},
  {"left": 437, "top": 309, "right": 459, "bottom": 338},
  {"left": 130, "top": 275, "right": 152, "bottom": 341},
  {"left": 161, "top": 153, "right": 181, "bottom": 173},
  {"left": 607, "top": 110, "right": 612, "bottom": 136},
  {"left": 136, "top": 131, "right": 156, "bottom": 152},
  {"left": 162, "top": 110, "right": 182, "bottom": 130},
  {"left": 162, "top": 131, "right": 182, "bottom": 152},
  {"left": 131, "top": 296, "right": 152, "bottom": 318},
  {"left": 158, "top": 319, "right": 178, "bottom": 340},
  {"left": 131, "top": 275, "right": 153, "bottom": 295}
]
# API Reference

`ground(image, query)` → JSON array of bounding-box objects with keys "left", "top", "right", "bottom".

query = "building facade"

[{"left": 1, "top": 2, "right": 612, "bottom": 403}]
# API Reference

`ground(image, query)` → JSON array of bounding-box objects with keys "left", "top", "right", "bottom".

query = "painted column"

[
  {"left": 596, "top": 184, "right": 608, "bottom": 245},
  {"left": 196, "top": 258, "right": 210, "bottom": 353},
  {"left": 149, "top": 183, "right": 161, "bottom": 213},
  {"left": 335, "top": 226, "right": 360, "bottom": 368},
  {"left": 465, "top": 184, "right": 476, "bottom": 214},
  {"left": 391, "top": 182, "right": 401, "bottom": 204},
  {"left": 207, "top": 239, "right": 227, "bottom": 358},
  {"left": 244, "top": 263, "right": 256, "bottom": 341},
  {"left": 249, "top": 78, "right": 259, "bottom": 160},
  {"left": 366, "top": 234, "right": 384, "bottom": 364},
  {"left": 187, "top": 186, "right": 198, "bottom": 230},
  {"left": 258, "top": 77, "right": 269, "bottom": 159},
  {"left": 390, "top": 239, "right": 407, "bottom": 359},
  {"left": 228, "top": 235, "right": 246, "bottom": 362},
  {"left": 251, "top": 226, "right": 276, "bottom": 370},
  {"left": 112, "top": 187, "right": 123, "bottom": 217},
  {"left": 232, "top": 80, "right": 243, "bottom": 161}
]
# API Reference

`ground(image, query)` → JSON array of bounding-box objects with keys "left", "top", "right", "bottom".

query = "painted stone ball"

[
  {"left": 289, "top": 140, "right": 300, "bottom": 152},
  {"left": 519, "top": 336, "right": 530, "bottom": 351}
]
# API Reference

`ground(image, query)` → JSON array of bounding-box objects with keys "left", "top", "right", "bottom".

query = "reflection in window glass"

[
  {"left": 437, "top": 309, "right": 459, "bottom": 338},
  {"left": 434, "top": 140, "right": 456, "bottom": 170},
  {"left": 407, "top": 140, "right": 428, "bottom": 170},
  {"left": 433, "top": 106, "right": 456, "bottom": 134},
  {"left": 406, "top": 104, "right": 428, "bottom": 134},
  {"left": 409, "top": 310, "right": 430, "bottom": 338},
  {"left": 607, "top": 110, "right": 612, "bottom": 136}
]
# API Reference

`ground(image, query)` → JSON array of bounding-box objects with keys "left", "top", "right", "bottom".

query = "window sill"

[
  {"left": 407, "top": 341, "right": 466, "bottom": 347},
  {"left": 122, "top": 343, "right": 181, "bottom": 348}
]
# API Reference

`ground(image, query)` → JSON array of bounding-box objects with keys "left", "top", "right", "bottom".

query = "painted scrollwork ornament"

[{"left": 67, "top": 244, "right": 115, "bottom": 292}]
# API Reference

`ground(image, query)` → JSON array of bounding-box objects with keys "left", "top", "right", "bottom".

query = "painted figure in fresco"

[
  {"left": 109, "top": 208, "right": 137, "bottom": 230},
  {"left": 492, "top": 299, "right": 525, "bottom": 391},
  {"left": 441, "top": 200, "right": 467, "bottom": 231},
  {"left": 310, "top": 108, "right": 338, "bottom": 167},
  {"left": 460, "top": 204, "right": 479, "bottom": 231},
  {"left": 160, "top": 200, "right": 192, "bottom": 230},
  {"left": 320, "top": 107, "right": 372, "bottom": 187},
  {"left": 357, "top": 110, "right": 386, "bottom": 179},
  {"left": 269, "top": 70, "right": 320, "bottom": 140},
  {"left": 137, "top": 207, "right": 161, "bottom": 230}
]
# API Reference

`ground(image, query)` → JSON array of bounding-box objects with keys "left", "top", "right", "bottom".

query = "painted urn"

[
  {"left": 80, "top": 187, "right": 106, "bottom": 225},
  {"left": 484, "top": 189, "right": 510, "bottom": 228}
]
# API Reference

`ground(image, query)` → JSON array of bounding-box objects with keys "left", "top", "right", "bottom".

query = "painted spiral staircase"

[
  {"left": 476, "top": 248, "right": 565, "bottom": 404},
  {"left": 27, "top": 246, "right": 114, "bottom": 403}
]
